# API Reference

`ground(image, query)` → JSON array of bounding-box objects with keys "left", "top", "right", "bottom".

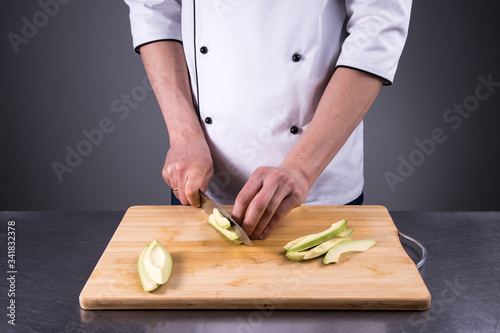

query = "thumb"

[{"left": 185, "top": 169, "right": 213, "bottom": 207}]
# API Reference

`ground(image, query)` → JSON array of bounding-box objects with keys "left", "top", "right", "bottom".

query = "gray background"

[{"left": 1, "top": 0, "right": 499, "bottom": 211}]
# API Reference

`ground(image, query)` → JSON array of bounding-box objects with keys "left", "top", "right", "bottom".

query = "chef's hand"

[
  {"left": 231, "top": 165, "right": 310, "bottom": 240},
  {"left": 163, "top": 136, "right": 213, "bottom": 207}
]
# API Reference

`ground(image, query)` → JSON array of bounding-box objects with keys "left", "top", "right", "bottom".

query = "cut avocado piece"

[
  {"left": 143, "top": 239, "right": 173, "bottom": 285},
  {"left": 283, "top": 235, "right": 310, "bottom": 251},
  {"left": 137, "top": 244, "right": 160, "bottom": 292},
  {"left": 285, "top": 251, "right": 309, "bottom": 261},
  {"left": 303, "top": 237, "right": 350, "bottom": 260},
  {"left": 323, "top": 239, "right": 376, "bottom": 264},
  {"left": 287, "top": 219, "right": 347, "bottom": 253},
  {"left": 208, "top": 214, "right": 242, "bottom": 244},
  {"left": 337, "top": 228, "right": 354, "bottom": 238},
  {"left": 303, "top": 228, "right": 354, "bottom": 260},
  {"left": 213, "top": 208, "right": 231, "bottom": 229}
]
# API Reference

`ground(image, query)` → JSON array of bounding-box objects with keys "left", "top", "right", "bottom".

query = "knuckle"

[
  {"left": 241, "top": 220, "right": 254, "bottom": 232},
  {"left": 273, "top": 208, "right": 287, "bottom": 222},
  {"left": 241, "top": 221, "right": 256, "bottom": 236},
  {"left": 269, "top": 173, "right": 281, "bottom": 184},
  {"left": 284, "top": 177, "right": 295, "bottom": 189},
  {"left": 289, "top": 191, "right": 302, "bottom": 203},
  {"left": 255, "top": 166, "right": 269, "bottom": 177},
  {"left": 265, "top": 201, "right": 278, "bottom": 215},
  {"left": 252, "top": 198, "right": 267, "bottom": 213},
  {"left": 164, "top": 164, "right": 176, "bottom": 177},
  {"left": 235, "top": 192, "right": 251, "bottom": 206},
  {"left": 161, "top": 169, "right": 169, "bottom": 180},
  {"left": 185, "top": 187, "right": 198, "bottom": 199},
  {"left": 290, "top": 187, "right": 300, "bottom": 198}
]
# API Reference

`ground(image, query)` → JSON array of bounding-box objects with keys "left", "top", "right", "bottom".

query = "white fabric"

[{"left": 124, "top": 0, "right": 412, "bottom": 205}]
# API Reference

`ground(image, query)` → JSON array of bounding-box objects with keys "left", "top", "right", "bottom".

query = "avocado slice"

[
  {"left": 303, "top": 238, "right": 351, "bottom": 260},
  {"left": 143, "top": 239, "right": 173, "bottom": 285},
  {"left": 285, "top": 251, "right": 309, "bottom": 261},
  {"left": 208, "top": 214, "right": 243, "bottom": 244},
  {"left": 302, "top": 228, "right": 353, "bottom": 260},
  {"left": 338, "top": 228, "right": 354, "bottom": 238},
  {"left": 213, "top": 208, "right": 231, "bottom": 229},
  {"left": 323, "top": 239, "right": 376, "bottom": 264},
  {"left": 287, "top": 219, "right": 347, "bottom": 253},
  {"left": 137, "top": 244, "right": 160, "bottom": 292},
  {"left": 285, "top": 229, "right": 353, "bottom": 261},
  {"left": 283, "top": 235, "right": 310, "bottom": 251}
]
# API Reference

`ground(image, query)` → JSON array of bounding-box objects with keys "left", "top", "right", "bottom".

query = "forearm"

[
  {"left": 139, "top": 41, "right": 205, "bottom": 144},
  {"left": 282, "top": 67, "right": 383, "bottom": 188},
  {"left": 139, "top": 41, "right": 213, "bottom": 206}
]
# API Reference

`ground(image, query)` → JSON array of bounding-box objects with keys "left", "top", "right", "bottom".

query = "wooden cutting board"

[{"left": 79, "top": 205, "right": 431, "bottom": 310}]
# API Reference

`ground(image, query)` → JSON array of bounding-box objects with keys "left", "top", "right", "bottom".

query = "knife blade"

[{"left": 199, "top": 190, "right": 254, "bottom": 246}]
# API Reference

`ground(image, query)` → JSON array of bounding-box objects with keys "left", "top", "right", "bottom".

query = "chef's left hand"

[{"left": 231, "top": 165, "right": 310, "bottom": 240}]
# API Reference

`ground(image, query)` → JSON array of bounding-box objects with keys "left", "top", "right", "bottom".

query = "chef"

[{"left": 124, "top": 0, "right": 412, "bottom": 239}]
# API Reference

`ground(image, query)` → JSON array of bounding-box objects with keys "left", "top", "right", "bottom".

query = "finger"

[
  {"left": 162, "top": 153, "right": 184, "bottom": 191},
  {"left": 232, "top": 173, "right": 265, "bottom": 225},
  {"left": 184, "top": 175, "right": 202, "bottom": 207},
  {"left": 177, "top": 179, "right": 190, "bottom": 206},
  {"left": 184, "top": 166, "right": 214, "bottom": 207},
  {"left": 258, "top": 196, "right": 298, "bottom": 240},
  {"left": 250, "top": 180, "right": 292, "bottom": 238},
  {"left": 240, "top": 181, "right": 280, "bottom": 237},
  {"left": 162, "top": 165, "right": 176, "bottom": 190},
  {"left": 200, "top": 167, "right": 213, "bottom": 193},
  {"left": 172, "top": 187, "right": 180, "bottom": 200}
]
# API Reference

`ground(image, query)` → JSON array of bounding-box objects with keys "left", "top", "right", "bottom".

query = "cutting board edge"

[{"left": 79, "top": 293, "right": 431, "bottom": 311}]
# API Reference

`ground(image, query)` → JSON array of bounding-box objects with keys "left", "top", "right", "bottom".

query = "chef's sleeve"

[
  {"left": 336, "top": 0, "right": 413, "bottom": 85},
  {"left": 123, "top": 0, "right": 182, "bottom": 53}
]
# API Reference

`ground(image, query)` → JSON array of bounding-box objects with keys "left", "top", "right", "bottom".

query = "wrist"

[
  {"left": 168, "top": 122, "right": 207, "bottom": 147},
  {"left": 279, "top": 157, "right": 317, "bottom": 191}
]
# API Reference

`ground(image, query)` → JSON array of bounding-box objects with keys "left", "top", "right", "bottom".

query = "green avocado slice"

[
  {"left": 323, "top": 239, "right": 376, "bottom": 264},
  {"left": 302, "top": 228, "right": 353, "bottom": 260},
  {"left": 303, "top": 237, "right": 350, "bottom": 260},
  {"left": 283, "top": 235, "right": 310, "bottom": 251},
  {"left": 287, "top": 219, "right": 347, "bottom": 253}
]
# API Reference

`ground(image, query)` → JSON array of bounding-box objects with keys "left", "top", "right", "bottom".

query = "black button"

[
  {"left": 290, "top": 126, "right": 299, "bottom": 134},
  {"left": 204, "top": 117, "right": 212, "bottom": 125},
  {"left": 292, "top": 54, "right": 302, "bottom": 62},
  {"left": 200, "top": 46, "right": 208, "bottom": 54}
]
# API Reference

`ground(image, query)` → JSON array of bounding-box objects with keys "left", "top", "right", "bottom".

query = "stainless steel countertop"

[{"left": 1, "top": 210, "right": 499, "bottom": 333}]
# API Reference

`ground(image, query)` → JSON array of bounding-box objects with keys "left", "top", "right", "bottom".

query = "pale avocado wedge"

[
  {"left": 143, "top": 239, "right": 173, "bottom": 285},
  {"left": 338, "top": 228, "right": 354, "bottom": 238},
  {"left": 137, "top": 244, "right": 160, "bottom": 292},
  {"left": 208, "top": 214, "right": 243, "bottom": 244},
  {"left": 213, "top": 208, "right": 231, "bottom": 229},
  {"left": 323, "top": 239, "right": 376, "bottom": 264},
  {"left": 287, "top": 219, "right": 347, "bottom": 253},
  {"left": 285, "top": 251, "right": 309, "bottom": 261}
]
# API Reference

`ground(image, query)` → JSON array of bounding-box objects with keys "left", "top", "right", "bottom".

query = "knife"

[{"left": 199, "top": 190, "right": 254, "bottom": 246}]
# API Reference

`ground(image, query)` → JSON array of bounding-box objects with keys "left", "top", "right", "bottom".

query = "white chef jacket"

[{"left": 124, "top": 0, "right": 412, "bottom": 205}]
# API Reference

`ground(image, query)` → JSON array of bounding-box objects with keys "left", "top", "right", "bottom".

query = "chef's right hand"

[{"left": 162, "top": 135, "right": 213, "bottom": 207}]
